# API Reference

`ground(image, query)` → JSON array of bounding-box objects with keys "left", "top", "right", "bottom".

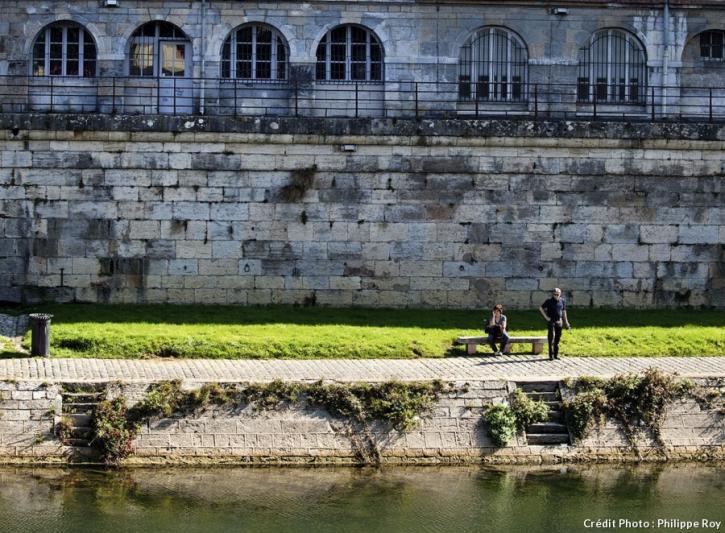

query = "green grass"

[{"left": 0, "top": 304, "right": 723, "bottom": 359}]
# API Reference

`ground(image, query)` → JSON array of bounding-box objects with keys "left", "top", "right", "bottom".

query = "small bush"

[
  {"left": 131, "top": 380, "right": 186, "bottom": 419},
  {"left": 92, "top": 396, "right": 138, "bottom": 464},
  {"left": 563, "top": 368, "right": 695, "bottom": 447},
  {"left": 510, "top": 389, "right": 549, "bottom": 433},
  {"left": 564, "top": 389, "right": 607, "bottom": 442},
  {"left": 243, "top": 380, "right": 301, "bottom": 410},
  {"left": 484, "top": 404, "right": 517, "bottom": 447},
  {"left": 191, "top": 382, "right": 240, "bottom": 409},
  {"left": 55, "top": 416, "right": 74, "bottom": 445}
]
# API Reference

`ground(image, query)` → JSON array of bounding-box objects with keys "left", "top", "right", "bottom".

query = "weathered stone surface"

[{"left": 1, "top": 118, "right": 723, "bottom": 307}]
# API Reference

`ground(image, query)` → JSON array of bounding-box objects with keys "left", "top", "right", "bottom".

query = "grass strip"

[{"left": 0, "top": 304, "right": 723, "bottom": 359}]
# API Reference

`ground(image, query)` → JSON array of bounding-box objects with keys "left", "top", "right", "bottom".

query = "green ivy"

[
  {"left": 92, "top": 396, "right": 139, "bottom": 463},
  {"left": 483, "top": 404, "right": 517, "bottom": 447},
  {"left": 55, "top": 416, "right": 74, "bottom": 445},
  {"left": 91, "top": 379, "right": 451, "bottom": 464},
  {"left": 510, "top": 389, "right": 549, "bottom": 433},
  {"left": 563, "top": 368, "right": 695, "bottom": 448}
]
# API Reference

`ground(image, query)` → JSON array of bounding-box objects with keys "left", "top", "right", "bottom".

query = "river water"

[{"left": 0, "top": 464, "right": 723, "bottom": 533}]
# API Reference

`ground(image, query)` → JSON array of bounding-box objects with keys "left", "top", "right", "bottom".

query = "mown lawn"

[{"left": 1, "top": 304, "right": 723, "bottom": 359}]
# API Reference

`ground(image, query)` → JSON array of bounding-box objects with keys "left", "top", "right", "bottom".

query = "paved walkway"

[{"left": 0, "top": 356, "right": 723, "bottom": 382}]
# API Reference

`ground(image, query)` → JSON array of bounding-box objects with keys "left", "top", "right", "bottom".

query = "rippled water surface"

[{"left": 0, "top": 464, "right": 723, "bottom": 533}]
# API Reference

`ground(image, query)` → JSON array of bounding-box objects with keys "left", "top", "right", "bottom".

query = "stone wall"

[
  {"left": 0, "top": 378, "right": 722, "bottom": 464},
  {"left": 0, "top": 115, "right": 723, "bottom": 308}
]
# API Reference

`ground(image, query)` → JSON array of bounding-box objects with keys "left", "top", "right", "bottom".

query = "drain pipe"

[
  {"left": 662, "top": 0, "right": 669, "bottom": 116},
  {"left": 200, "top": 0, "right": 207, "bottom": 115}
]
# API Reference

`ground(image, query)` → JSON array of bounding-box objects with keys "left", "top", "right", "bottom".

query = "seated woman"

[{"left": 486, "top": 304, "right": 510, "bottom": 356}]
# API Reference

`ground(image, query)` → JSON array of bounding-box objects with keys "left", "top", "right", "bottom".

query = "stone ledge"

[{"left": 2, "top": 113, "right": 725, "bottom": 141}]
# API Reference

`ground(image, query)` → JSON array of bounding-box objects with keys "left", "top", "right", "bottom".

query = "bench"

[{"left": 455, "top": 336, "right": 547, "bottom": 356}]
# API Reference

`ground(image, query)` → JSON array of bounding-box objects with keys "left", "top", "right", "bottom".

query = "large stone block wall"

[
  {"left": 0, "top": 116, "right": 723, "bottom": 308},
  {"left": 0, "top": 379, "right": 723, "bottom": 463},
  {"left": 0, "top": 381, "right": 61, "bottom": 458}
]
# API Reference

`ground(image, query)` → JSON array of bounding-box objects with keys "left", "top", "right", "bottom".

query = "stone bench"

[{"left": 455, "top": 336, "right": 546, "bottom": 356}]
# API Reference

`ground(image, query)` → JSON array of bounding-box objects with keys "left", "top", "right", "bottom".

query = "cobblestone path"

[{"left": 0, "top": 356, "right": 723, "bottom": 382}]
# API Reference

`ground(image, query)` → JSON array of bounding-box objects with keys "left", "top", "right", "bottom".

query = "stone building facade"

[{"left": 0, "top": 0, "right": 723, "bottom": 118}]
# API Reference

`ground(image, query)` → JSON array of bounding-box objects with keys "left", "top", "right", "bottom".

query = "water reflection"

[{"left": 0, "top": 464, "right": 723, "bottom": 533}]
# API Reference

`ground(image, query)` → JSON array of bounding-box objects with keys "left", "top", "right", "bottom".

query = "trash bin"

[{"left": 29, "top": 313, "right": 53, "bottom": 357}]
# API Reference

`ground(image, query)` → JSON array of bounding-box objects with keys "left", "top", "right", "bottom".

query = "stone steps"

[
  {"left": 60, "top": 386, "right": 104, "bottom": 450},
  {"left": 515, "top": 381, "right": 570, "bottom": 446},
  {"left": 517, "top": 381, "right": 558, "bottom": 393},
  {"left": 526, "top": 422, "right": 568, "bottom": 434},
  {"left": 526, "top": 433, "right": 571, "bottom": 445}
]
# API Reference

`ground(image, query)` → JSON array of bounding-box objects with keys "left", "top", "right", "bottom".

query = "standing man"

[{"left": 539, "top": 288, "right": 571, "bottom": 360}]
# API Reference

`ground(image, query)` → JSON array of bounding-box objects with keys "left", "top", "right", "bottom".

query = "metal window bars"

[
  {"left": 32, "top": 22, "right": 97, "bottom": 78},
  {"left": 221, "top": 24, "right": 288, "bottom": 80},
  {"left": 577, "top": 29, "right": 647, "bottom": 104},
  {"left": 458, "top": 27, "right": 528, "bottom": 103},
  {"left": 316, "top": 25, "right": 384, "bottom": 82}
]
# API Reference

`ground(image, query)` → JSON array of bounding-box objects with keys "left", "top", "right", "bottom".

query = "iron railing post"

[
  {"left": 355, "top": 82, "right": 359, "bottom": 118},
  {"left": 233, "top": 80, "right": 238, "bottom": 116},
  {"left": 651, "top": 86, "right": 655, "bottom": 121},
  {"left": 112, "top": 76, "right": 117, "bottom": 113},
  {"left": 294, "top": 81, "right": 299, "bottom": 117},
  {"left": 593, "top": 92, "right": 597, "bottom": 120},
  {"left": 414, "top": 82, "right": 419, "bottom": 118},
  {"left": 709, "top": 88, "right": 713, "bottom": 123},
  {"left": 475, "top": 83, "right": 479, "bottom": 118},
  {"left": 49, "top": 76, "right": 54, "bottom": 113},
  {"left": 534, "top": 83, "right": 538, "bottom": 119}
]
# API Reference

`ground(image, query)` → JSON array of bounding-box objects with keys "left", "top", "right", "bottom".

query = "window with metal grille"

[
  {"left": 221, "top": 24, "right": 288, "bottom": 80},
  {"left": 32, "top": 22, "right": 96, "bottom": 77},
  {"left": 129, "top": 21, "right": 190, "bottom": 77},
  {"left": 577, "top": 29, "right": 647, "bottom": 104},
  {"left": 458, "top": 27, "right": 528, "bottom": 102},
  {"left": 700, "top": 30, "right": 724, "bottom": 60},
  {"left": 315, "top": 25, "right": 383, "bottom": 82}
]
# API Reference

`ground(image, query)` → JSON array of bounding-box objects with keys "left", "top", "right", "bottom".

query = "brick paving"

[{"left": 0, "top": 356, "right": 723, "bottom": 383}]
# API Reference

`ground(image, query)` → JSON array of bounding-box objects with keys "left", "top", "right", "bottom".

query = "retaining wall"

[
  {"left": 0, "top": 378, "right": 722, "bottom": 464},
  {"left": 0, "top": 115, "right": 723, "bottom": 308}
]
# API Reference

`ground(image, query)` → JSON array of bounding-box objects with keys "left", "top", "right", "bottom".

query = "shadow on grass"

[
  {"left": 0, "top": 349, "right": 30, "bottom": 359},
  {"left": 2, "top": 304, "right": 723, "bottom": 330}
]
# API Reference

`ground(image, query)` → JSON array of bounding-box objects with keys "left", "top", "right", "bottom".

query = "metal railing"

[{"left": 1, "top": 75, "right": 724, "bottom": 122}]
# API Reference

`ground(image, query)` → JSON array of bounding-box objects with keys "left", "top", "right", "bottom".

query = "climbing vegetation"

[
  {"left": 92, "top": 379, "right": 451, "bottom": 464},
  {"left": 563, "top": 368, "right": 696, "bottom": 448}
]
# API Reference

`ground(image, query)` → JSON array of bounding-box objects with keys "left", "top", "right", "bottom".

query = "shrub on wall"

[
  {"left": 92, "top": 396, "right": 138, "bottom": 463},
  {"left": 510, "top": 389, "right": 549, "bottom": 433},
  {"left": 563, "top": 368, "right": 695, "bottom": 448},
  {"left": 483, "top": 404, "right": 517, "bottom": 447},
  {"left": 484, "top": 389, "right": 549, "bottom": 447},
  {"left": 90, "top": 379, "right": 450, "bottom": 464}
]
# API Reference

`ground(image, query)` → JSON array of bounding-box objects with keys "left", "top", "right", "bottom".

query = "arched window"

[
  {"left": 315, "top": 25, "right": 383, "bottom": 82},
  {"left": 32, "top": 21, "right": 96, "bottom": 77},
  {"left": 458, "top": 27, "right": 528, "bottom": 102},
  {"left": 129, "top": 21, "right": 190, "bottom": 77},
  {"left": 578, "top": 29, "right": 647, "bottom": 103},
  {"left": 221, "top": 24, "right": 288, "bottom": 80},
  {"left": 700, "top": 30, "right": 724, "bottom": 60}
]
